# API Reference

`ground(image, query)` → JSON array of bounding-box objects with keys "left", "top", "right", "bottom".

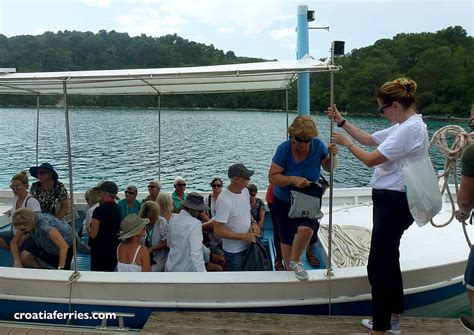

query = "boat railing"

[{"left": 0, "top": 185, "right": 458, "bottom": 213}]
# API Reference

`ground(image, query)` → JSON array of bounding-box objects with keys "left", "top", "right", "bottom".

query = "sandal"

[
  {"left": 274, "top": 260, "right": 285, "bottom": 271},
  {"left": 306, "top": 248, "right": 320, "bottom": 267}
]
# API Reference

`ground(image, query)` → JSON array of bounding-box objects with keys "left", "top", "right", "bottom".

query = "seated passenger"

[
  {"left": 11, "top": 208, "right": 73, "bottom": 270},
  {"left": 165, "top": 193, "right": 208, "bottom": 272},
  {"left": 89, "top": 181, "right": 121, "bottom": 272},
  {"left": 142, "top": 180, "right": 160, "bottom": 203},
  {"left": 157, "top": 192, "right": 174, "bottom": 223},
  {"left": 29, "top": 162, "right": 75, "bottom": 222},
  {"left": 266, "top": 184, "right": 284, "bottom": 270},
  {"left": 116, "top": 214, "right": 151, "bottom": 272},
  {"left": 171, "top": 176, "right": 188, "bottom": 213},
  {"left": 117, "top": 185, "right": 141, "bottom": 221},
  {"left": 1, "top": 171, "right": 41, "bottom": 250},
  {"left": 201, "top": 177, "right": 225, "bottom": 270},
  {"left": 82, "top": 188, "right": 100, "bottom": 237},
  {"left": 202, "top": 177, "right": 224, "bottom": 254},
  {"left": 247, "top": 183, "right": 265, "bottom": 240},
  {"left": 140, "top": 201, "right": 169, "bottom": 272}
]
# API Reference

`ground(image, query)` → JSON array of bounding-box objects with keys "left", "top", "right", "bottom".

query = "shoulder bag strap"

[
  {"left": 24, "top": 195, "right": 33, "bottom": 208},
  {"left": 208, "top": 194, "right": 213, "bottom": 218}
]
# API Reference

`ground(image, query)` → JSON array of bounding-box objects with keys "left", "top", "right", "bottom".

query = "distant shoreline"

[{"left": 0, "top": 104, "right": 470, "bottom": 121}]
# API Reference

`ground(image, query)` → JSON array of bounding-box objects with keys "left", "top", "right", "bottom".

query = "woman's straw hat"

[{"left": 118, "top": 214, "right": 149, "bottom": 240}]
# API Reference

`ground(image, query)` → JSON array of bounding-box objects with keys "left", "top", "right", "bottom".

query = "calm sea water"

[{"left": 0, "top": 107, "right": 469, "bottom": 193}]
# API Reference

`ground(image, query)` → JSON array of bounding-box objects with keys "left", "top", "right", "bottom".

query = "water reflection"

[{"left": 0, "top": 107, "right": 468, "bottom": 192}]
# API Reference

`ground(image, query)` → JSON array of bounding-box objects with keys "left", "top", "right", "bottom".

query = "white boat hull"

[{"left": 0, "top": 187, "right": 470, "bottom": 328}]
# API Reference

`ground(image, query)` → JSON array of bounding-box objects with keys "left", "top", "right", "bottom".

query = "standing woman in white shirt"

[
  {"left": 328, "top": 78, "right": 426, "bottom": 335},
  {"left": 165, "top": 193, "right": 208, "bottom": 272},
  {"left": 0, "top": 171, "right": 41, "bottom": 250}
]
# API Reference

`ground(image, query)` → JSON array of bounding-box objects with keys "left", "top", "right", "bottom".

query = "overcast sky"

[{"left": 0, "top": 0, "right": 472, "bottom": 61}]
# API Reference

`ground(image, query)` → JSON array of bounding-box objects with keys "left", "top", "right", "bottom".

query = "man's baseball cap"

[{"left": 228, "top": 163, "right": 254, "bottom": 179}]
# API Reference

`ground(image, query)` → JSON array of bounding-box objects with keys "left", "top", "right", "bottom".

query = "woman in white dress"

[
  {"left": 0, "top": 171, "right": 41, "bottom": 250},
  {"left": 116, "top": 214, "right": 151, "bottom": 272}
]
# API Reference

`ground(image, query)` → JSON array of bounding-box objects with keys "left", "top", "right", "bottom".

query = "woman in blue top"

[
  {"left": 117, "top": 185, "right": 141, "bottom": 221},
  {"left": 268, "top": 116, "right": 337, "bottom": 281}
]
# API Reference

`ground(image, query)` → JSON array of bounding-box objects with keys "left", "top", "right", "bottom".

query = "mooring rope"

[
  {"left": 429, "top": 124, "right": 473, "bottom": 245},
  {"left": 66, "top": 271, "right": 81, "bottom": 325}
]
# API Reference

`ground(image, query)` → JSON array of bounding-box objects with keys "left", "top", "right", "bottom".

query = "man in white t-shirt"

[{"left": 214, "top": 163, "right": 261, "bottom": 271}]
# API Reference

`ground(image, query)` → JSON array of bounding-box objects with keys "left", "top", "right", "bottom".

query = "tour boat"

[{"left": 0, "top": 49, "right": 470, "bottom": 330}]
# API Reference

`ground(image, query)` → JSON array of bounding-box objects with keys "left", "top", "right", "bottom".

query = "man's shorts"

[{"left": 465, "top": 246, "right": 474, "bottom": 290}]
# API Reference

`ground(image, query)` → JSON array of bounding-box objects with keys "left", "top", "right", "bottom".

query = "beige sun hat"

[{"left": 118, "top": 214, "right": 149, "bottom": 240}]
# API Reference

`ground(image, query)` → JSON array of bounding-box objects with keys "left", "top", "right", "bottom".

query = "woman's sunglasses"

[
  {"left": 377, "top": 102, "right": 392, "bottom": 114},
  {"left": 294, "top": 137, "right": 311, "bottom": 143}
]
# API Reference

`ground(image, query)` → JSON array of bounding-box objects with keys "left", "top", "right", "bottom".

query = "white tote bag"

[{"left": 402, "top": 155, "right": 442, "bottom": 227}]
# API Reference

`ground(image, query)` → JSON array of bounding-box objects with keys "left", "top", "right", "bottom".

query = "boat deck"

[{"left": 142, "top": 311, "right": 468, "bottom": 334}]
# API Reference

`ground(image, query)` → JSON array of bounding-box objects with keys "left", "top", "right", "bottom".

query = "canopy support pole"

[
  {"left": 62, "top": 81, "right": 78, "bottom": 273},
  {"left": 158, "top": 94, "right": 161, "bottom": 180},
  {"left": 62, "top": 81, "right": 82, "bottom": 324},
  {"left": 285, "top": 89, "right": 289, "bottom": 139},
  {"left": 35, "top": 95, "right": 40, "bottom": 166}
]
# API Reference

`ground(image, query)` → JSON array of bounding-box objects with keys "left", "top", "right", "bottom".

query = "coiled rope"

[
  {"left": 429, "top": 124, "right": 473, "bottom": 245},
  {"left": 319, "top": 224, "right": 371, "bottom": 267}
]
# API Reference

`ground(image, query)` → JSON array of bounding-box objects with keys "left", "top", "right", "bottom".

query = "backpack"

[{"left": 241, "top": 242, "right": 272, "bottom": 271}]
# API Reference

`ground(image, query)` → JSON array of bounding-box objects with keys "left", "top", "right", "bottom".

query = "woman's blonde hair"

[
  {"left": 157, "top": 192, "right": 174, "bottom": 216},
  {"left": 84, "top": 188, "right": 100, "bottom": 207},
  {"left": 12, "top": 171, "right": 29, "bottom": 186},
  {"left": 12, "top": 208, "right": 35, "bottom": 230},
  {"left": 377, "top": 77, "right": 417, "bottom": 110},
  {"left": 288, "top": 116, "right": 318, "bottom": 141},
  {"left": 140, "top": 200, "right": 161, "bottom": 221}
]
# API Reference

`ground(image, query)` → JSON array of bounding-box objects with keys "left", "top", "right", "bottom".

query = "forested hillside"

[{"left": 0, "top": 26, "right": 472, "bottom": 115}]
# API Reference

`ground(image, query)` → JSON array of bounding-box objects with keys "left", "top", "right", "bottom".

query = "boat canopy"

[{"left": 0, "top": 57, "right": 335, "bottom": 96}]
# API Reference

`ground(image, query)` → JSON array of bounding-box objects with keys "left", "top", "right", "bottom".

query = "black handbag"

[{"left": 288, "top": 182, "right": 324, "bottom": 220}]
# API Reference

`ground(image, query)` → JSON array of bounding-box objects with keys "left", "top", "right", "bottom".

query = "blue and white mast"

[{"left": 296, "top": 5, "right": 310, "bottom": 116}]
